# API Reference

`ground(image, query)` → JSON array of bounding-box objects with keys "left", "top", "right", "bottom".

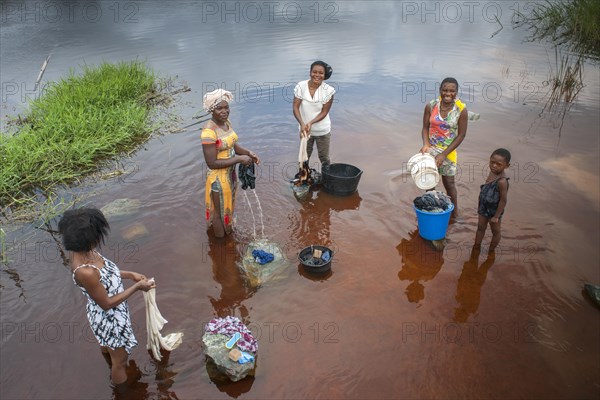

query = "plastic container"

[
  {"left": 298, "top": 245, "right": 334, "bottom": 273},
  {"left": 413, "top": 203, "right": 454, "bottom": 240},
  {"left": 414, "top": 167, "right": 440, "bottom": 190},
  {"left": 322, "top": 163, "right": 363, "bottom": 196},
  {"left": 407, "top": 153, "right": 439, "bottom": 190}
]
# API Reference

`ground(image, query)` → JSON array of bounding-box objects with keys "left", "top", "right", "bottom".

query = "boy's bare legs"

[
  {"left": 442, "top": 175, "right": 458, "bottom": 217},
  {"left": 489, "top": 220, "right": 502, "bottom": 253},
  {"left": 474, "top": 214, "right": 488, "bottom": 248},
  {"left": 211, "top": 190, "right": 225, "bottom": 238}
]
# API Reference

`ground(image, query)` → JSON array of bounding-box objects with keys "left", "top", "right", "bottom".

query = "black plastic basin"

[
  {"left": 298, "top": 245, "right": 334, "bottom": 274},
  {"left": 322, "top": 163, "right": 363, "bottom": 196}
]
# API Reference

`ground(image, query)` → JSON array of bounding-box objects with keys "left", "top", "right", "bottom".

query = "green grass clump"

[
  {"left": 516, "top": 0, "right": 600, "bottom": 62},
  {"left": 1, "top": 61, "right": 159, "bottom": 213}
]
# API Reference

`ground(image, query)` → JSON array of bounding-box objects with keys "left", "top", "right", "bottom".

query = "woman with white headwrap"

[{"left": 201, "top": 89, "right": 260, "bottom": 237}]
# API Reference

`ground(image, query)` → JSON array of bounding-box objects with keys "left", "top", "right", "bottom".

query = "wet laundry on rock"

[
  {"left": 252, "top": 249, "right": 274, "bottom": 265},
  {"left": 204, "top": 316, "right": 258, "bottom": 353}
]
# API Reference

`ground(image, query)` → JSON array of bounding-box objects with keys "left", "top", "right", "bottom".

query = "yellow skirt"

[{"left": 205, "top": 165, "right": 237, "bottom": 233}]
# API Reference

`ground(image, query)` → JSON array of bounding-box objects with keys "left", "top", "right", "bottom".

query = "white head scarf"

[{"left": 203, "top": 89, "right": 233, "bottom": 112}]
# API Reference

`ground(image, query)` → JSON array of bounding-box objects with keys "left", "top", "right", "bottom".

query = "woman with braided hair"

[{"left": 419, "top": 77, "right": 468, "bottom": 217}]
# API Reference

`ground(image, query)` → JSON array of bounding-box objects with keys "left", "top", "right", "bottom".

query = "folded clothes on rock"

[
  {"left": 252, "top": 249, "right": 274, "bottom": 265},
  {"left": 204, "top": 316, "right": 258, "bottom": 353}
]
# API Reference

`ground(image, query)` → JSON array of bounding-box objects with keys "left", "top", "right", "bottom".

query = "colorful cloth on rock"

[
  {"left": 72, "top": 253, "right": 138, "bottom": 354},
  {"left": 201, "top": 120, "right": 238, "bottom": 233},
  {"left": 204, "top": 316, "right": 257, "bottom": 353}
]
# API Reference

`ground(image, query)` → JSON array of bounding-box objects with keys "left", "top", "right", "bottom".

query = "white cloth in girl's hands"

[{"left": 143, "top": 287, "right": 183, "bottom": 361}]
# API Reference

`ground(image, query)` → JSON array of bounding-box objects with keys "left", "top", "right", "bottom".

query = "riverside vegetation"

[
  {"left": 514, "top": 0, "right": 600, "bottom": 111},
  {"left": 0, "top": 61, "right": 182, "bottom": 222}
]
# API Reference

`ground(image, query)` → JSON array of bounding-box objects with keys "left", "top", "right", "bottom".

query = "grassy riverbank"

[{"left": 1, "top": 61, "right": 170, "bottom": 218}]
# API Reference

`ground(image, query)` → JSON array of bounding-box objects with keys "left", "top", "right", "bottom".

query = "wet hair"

[
  {"left": 310, "top": 61, "right": 333, "bottom": 80},
  {"left": 58, "top": 208, "right": 110, "bottom": 252},
  {"left": 492, "top": 148, "right": 512, "bottom": 163},
  {"left": 440, "top": 77, "right": 459, "bottom": 89}
]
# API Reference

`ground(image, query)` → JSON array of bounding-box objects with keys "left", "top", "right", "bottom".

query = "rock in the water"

[
  {"left": 430, "top": 239, "right": 446, "bottom": 251},
  {"left": 121, "top": 222, "right": 148, "bottom": 241},
  {"left": 202, "top": 333, "right": 256, "bottom": 382},
  {"left": 100, "top": 198, "right": 141, "bottom": 219},
  {"left": 584, "top": 283, "right": 600, "bottom": 307},
  {"left": 240, "top": 239, "right": 289, "bottom": 288}
]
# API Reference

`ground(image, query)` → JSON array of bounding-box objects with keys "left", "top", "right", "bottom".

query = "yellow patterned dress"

[{"left": 201, "top": 120, "right": 238, "bottom": 233}]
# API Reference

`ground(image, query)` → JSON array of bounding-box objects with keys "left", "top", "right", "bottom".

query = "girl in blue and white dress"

[{"left": 58, "top": 208, "right": 155, "bottom": 385}]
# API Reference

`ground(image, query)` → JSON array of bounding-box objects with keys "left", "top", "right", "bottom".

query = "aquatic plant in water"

[{"left": 513, "top": 0, "right": 600, "bottom": 112}]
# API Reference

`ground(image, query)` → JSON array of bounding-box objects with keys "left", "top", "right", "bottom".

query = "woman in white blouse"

[{"left": 293, "top": 61, "right": 335, "bottom": 170}]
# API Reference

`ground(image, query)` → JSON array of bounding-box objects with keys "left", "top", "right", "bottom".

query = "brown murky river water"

[{"left": 1, "top": 1, "right": 599, "bottom": 399}]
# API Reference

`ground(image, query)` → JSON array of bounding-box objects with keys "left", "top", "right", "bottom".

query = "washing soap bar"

[{"left": 228, "top": 349, "right": 242, "bottom": 362}]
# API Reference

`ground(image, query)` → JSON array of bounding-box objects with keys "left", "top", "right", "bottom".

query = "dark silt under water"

[{"left": 1, "top": 2, "right": 599, "bottom": 399}]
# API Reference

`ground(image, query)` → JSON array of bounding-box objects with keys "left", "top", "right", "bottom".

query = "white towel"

[
  {"left": 143, "top": 288, "right": 183, "bottom": 361},
  {"left": 298, "top": 136, "right": 308, "bottom": 165}
]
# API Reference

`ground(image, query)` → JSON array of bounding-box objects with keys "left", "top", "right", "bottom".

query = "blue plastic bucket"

[{"left": 413, "top": 203, "right": 454, "bottom": 240}]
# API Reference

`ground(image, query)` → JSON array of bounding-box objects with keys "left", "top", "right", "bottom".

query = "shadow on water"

[
  {"left": 453, "top": 246, "right": 497, "bottom": 323},
  {"left": 294, "top": 188, "right": 362, "bottom": 282},
  {"left": 145, "top": 349, "right": 181, "bottom": 400},
  {"left": 397, "top": 230, "right": 445, "bottom": 305},
  {"left": 295, "top": 188, "right": 333, "bottom": 248},
  {"left": 206, "top": 233, "right": 257, "bottom": 321},
  {"left": 293, "top": 188, "right": 362, "bottom": 246},
  {"left": 206, "top": 358, "right": 255, "bottom": 398},
  {"left": 204, "top": 233, "right": 257, "bottom": 395},
  {"left": 111, "top": 360, "right": 149, "bottom": 400}
]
